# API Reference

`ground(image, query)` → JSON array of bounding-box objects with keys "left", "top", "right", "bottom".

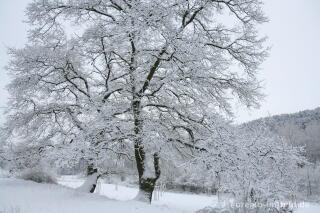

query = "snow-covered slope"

[
  {"left": 0, "top": 178, "right": 181, "bottom": 213},
  {"left": 242, "top": 107, "right": 320, "bottom": 131},
  {"left": 241, "top": 107, "right": 320, "bottom": 162}
]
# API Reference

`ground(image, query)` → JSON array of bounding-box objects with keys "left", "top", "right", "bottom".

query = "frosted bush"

[
  {"left": 19, "top": 166, "right": 57, "bottom": 184},
  {"left": 0, "top": 168, "right": 11, "bottom": 178},
  {"left": 1, "top": 206, "right": 21, "bottom": 213}
]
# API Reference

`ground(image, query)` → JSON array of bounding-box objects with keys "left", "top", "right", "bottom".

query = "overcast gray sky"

[{"left": 1, "top": 0, "right": 320, "bottom": 123}]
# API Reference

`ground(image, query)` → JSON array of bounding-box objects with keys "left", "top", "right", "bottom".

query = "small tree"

[{"left": 193, "top": 123, "right": 306, "bottom": 206}]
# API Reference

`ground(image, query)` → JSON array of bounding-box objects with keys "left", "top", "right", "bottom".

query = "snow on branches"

[
  {"left": 2, "top": 0, "right": 303, "bottom": 204},
  {"left": 190, "top": 122, "right": 306, "bottom": 204}
]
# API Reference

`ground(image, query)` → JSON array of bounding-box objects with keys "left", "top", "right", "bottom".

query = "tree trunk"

[
  {"left": 307, "top": 169, "right": 312, "bottom": 196},
  {"left": 87, "top": 166, "right": 99, "bottom": 193},
  {"left": 77, "top": 165, "right": 99, "bottom": 193},
  {"left": 132, "top": 99, "right": 161, "bottom": 203},
  {"left": 135, "top": 153, "right": 161, "bottom": 203}
]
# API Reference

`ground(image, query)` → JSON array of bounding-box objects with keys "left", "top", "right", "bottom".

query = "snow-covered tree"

[
  {"left": 4, "top": 0, "right": 268, "bottom": 202},
  {"left": 192, "top": 123, "right": 306, "bottom": 205}
]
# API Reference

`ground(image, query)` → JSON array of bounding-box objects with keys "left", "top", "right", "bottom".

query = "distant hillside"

[
  {"left": 242, "top": 107, "right": 320, "bottom": 131},
  {"left": 242, "top": 107, "right": 320, "bottom": 162}
]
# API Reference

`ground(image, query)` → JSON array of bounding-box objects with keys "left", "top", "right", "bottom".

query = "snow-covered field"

[
  {"left": 58, "top": 175, "right": 218, "bottom": 212},
  {"left": 0, "top": 176, "right": 319, "bottom": 213},
  {"left": 0, "top": 177, "right": 182, "bottom": 213}
]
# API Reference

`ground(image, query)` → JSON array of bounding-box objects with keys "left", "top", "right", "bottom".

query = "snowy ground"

[
  {"left": 58, "top": 175, "right": 218, "bottom": 212},
  {"left": 0, "top": 178, "right": 182, "bottom": 213},
  {"left": 0, "top": 176, "right": 320, "bottom": 213}
]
